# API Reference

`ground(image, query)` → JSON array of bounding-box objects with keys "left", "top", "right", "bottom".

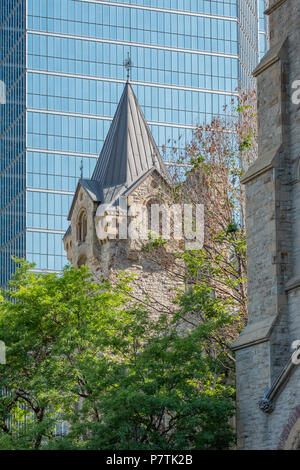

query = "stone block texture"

[{"left": 234, "top": 0, "right": 300, "bottom": 450}]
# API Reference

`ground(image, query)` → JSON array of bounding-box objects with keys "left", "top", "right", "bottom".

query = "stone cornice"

[
  {"left": 253, "top": 38, "right": 287, "bottom": 78},
  {"left": 253, "top": 56, "right": 279, "bottom": 77},
  {"left": 231, "top": 316, "right": 278, "bottom": 351},
  {"left": 240, "top": 145, "right": 281, "bottom": 185},
  {"left": 265, "top": 0, "right": 288, "bottom": 16}
]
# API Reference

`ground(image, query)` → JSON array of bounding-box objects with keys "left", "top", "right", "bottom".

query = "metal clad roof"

[
  {"left": 92, "top": 82, "right": 166, "bottom": 187},
  {"left": 79, "top": 179, "right": 103, "bottom": 202},
  {"left": 68, "top": 82, "right": 169, "bottom": 225},
  {"left": 102, "top": 184, "right": 125, "bottom": 205},
  {"left": 63, "top": 225, "right": 72, "bottom": 240},
  {"left": 92, "top": 88, "right": 126, "bottom": 184}
]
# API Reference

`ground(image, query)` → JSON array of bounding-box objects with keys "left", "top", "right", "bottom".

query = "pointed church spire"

[
  {"left": 92, "top": 82, "right": 166, "bottom": 188},
  {"left": 67, "top": 82, "right": 168, "bottom": 222}
]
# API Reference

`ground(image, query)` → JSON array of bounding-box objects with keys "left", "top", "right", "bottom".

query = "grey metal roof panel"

[
  {"left": 79, "top": 179, "right": 103, "bottom": 202},
  {"left": 92, "top": 82, "right": 166, "bottom": 187},
  {"left": 63, "top": 225, "right": 72, "bottom": 240},
  {"left": 122, "top": 166, "right": 170, "bottom": 197},
  {"left": 68, "top": 83, "right": 169, "bottom": 224},
  {"left": 102, "top": 184, "right": 126, "bottom": 205},
  {"left": 67, "top": 179, "right": 103, "bottom": 221},
  {"left": 98, "top": 168, "right": 171, "bottom": 215}
]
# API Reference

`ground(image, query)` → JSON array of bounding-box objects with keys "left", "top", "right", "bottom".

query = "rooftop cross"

[
  {"left": 123, "top": 53, "right": 133, "bottom": 82},
  {"left": 80, "top": 158, "right": 83, "bottom": 179}
]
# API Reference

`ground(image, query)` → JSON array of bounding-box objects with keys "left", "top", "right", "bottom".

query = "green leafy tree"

[
  {"left": 0, "top": 260, "right": 128, "bottom": 449},
  {"left": 0, "top": 260, "right": 234, "bottom": 450}
]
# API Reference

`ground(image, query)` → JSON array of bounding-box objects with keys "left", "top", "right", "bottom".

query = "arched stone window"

[
  {"left": 77, "top": 210, "right": 87, "bottom": 242},
  {"left": 278, "top": 406, "right": 300, "bottom": 449},
  {"left": 283, "top": 417, "right": 300, "bottom": 449},
  {"left": 146, "top": 198, "right": 162, "bottom": 236}
]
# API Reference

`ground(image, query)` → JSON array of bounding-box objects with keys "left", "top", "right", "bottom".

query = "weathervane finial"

[{"left": 123, "top": 52, "right": 133, "bottom": 82}]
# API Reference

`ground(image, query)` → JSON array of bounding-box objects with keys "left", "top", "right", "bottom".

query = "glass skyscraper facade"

[
  {"left": 0, "top": 0, "right": 268, "bottom": 286},
  {"left": 258, "top": 0, "right": 269, "bottom": 59}
]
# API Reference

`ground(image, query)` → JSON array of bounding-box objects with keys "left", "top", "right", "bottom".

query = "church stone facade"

[
  {"left": 233, "top": 0, "right": 300, "bottom": 450},
  {"left": 63, "top": 82, "right": 183, "bottom": 315}
]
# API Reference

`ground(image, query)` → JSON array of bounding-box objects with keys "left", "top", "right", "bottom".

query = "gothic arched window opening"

[{"left": 77, "top": 211, "right": 87, "bottom": 243}]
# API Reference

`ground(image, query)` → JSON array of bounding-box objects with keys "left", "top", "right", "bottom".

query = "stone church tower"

[
  {"left": 63, "top": 82, "right": 183, "bottom": 314},
  {"left": 233, "top": 0, "right": 300, "bottom": 450}
]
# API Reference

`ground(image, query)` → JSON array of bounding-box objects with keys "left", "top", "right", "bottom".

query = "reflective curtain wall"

[
  {"left": 0, "top": 0, "right": 26, "bottom": 286},
  {"left": 0, "top": 0, "right": 268, "bottom": 284}
]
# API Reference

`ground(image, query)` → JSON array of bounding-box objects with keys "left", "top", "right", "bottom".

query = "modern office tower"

[
  {"left": 0, "top": 0, "right": 268, "bottom": 286},
  {"left": 258, "top": 0, "right": 269, "bottom": 60}
]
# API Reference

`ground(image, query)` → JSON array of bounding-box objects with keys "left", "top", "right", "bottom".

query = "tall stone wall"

[{"left": 234, "top": 0, "right": 300, "bottom": 450}]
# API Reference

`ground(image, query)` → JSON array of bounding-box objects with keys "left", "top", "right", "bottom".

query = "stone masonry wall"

[
  {"left": 98, "top": 172, "right": 185, "bottom": 317},
  {"left": 65, "top": 172, "right": 184, "bottom": 320},
  {"left": 235, "top": 0, "right": 300, "bottom": 450},
  {"left": 63, "top": 186, "right": 101, "bottom": 271}
]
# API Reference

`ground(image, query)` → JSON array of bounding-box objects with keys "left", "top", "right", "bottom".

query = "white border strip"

[
  {"left": 27, "top": 147, "right": 99, "bottom": 158},
  {"left": 27, "top": 188, "right": 74, "bottom": 195},
  {"left": 27, "top": 228, "right": 66, "bottom": 235}
]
